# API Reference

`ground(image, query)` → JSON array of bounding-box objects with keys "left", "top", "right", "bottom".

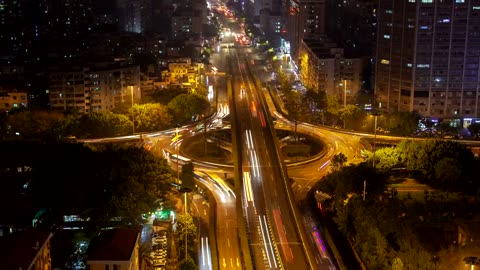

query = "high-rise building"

[
  {"left": 284, "top": 0, "right": 326, "bottom": 60},
  {"left": 116, "top": 0, "right": 152, "bottom": 33},
  {"left": 375, "top": 0, "right": 480, "bottom": 126}
]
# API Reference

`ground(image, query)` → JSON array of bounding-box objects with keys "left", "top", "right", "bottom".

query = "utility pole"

[
  {"left": 130, "top": 85, "right": 135, "bottom": 134},
  {"left": 372, "top": 113, "right": 379, "bottom": 168}
]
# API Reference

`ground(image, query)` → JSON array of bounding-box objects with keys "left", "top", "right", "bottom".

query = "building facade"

[
  {"left": 299, "top": 38, "right": 363, "bottom": 103},
  {"left": 48, "top": 64, "right": 141, "bottom": 113},
  {"left": 0, "top": 90, "right": 28, "bottom": 112},
  {"left": 375, "top": 0, "right": 480, "bottom": 126}
]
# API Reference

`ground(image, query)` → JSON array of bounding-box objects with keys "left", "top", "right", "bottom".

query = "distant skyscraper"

[
  {"left": 375, "top": 0, "right": 480, "bottom": 126},
  {"left": 116, "top": 0, "right": 152, "bottom": 33}
]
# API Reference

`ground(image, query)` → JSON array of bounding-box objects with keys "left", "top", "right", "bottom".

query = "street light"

[
  {"left": 129, "top": 85, "right": 135, "bottom": 134},
  {"left": 372, "top": 112, "right": 380, "bottom": 169}
]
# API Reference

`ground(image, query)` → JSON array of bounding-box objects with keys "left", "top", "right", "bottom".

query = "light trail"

[
  {"left": 273, "top": 209, "right": 294, "bottom": 262},
  {"left": 259, "top": 215, "right": 278, "bottom": 269}
]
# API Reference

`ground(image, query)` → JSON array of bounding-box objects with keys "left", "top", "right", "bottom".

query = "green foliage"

[
  {"left": 385, "top": 111, "right": 420, "bottom": 136},
  {"left": 180, "top": 162, "right": 195, "bottom": 192},
  {"left": 179, "top": 256, "right": 198, "bottom": 270},
  {"left": 320, "top": 163, "right": 387, "bottom": 206},
  {"left": 340, "top": 105, "right": 367, "bottom": 130},
  {"left": 175, "top": 214, "right": 197, "bottom": 261},
  {"left": 436, "top": 121, "right": 458, "bottom": 136},
  {"left": 168, "top": 93, "right": 210, "bottom": 124},
  {"left": 435, "top": 157, "right": 462, "bottom": 186},
  {"left": 150, "top": 86, "right": 188, "bottom": 105},
  {"left": 129, "top": 103, "right": 172, "bottom": 132},
  {"left": 1, "top": 143, "right": 173, "bottom": 231},
  {"left": 284, "top": 91, "right": 310, "bottom": 138},
  {"left": 392, "top": 257, "right": 404, "bottom": 270},
  {"left": 7, "top": 110, "right": 66, "bottom": 140},
  {"left": 76, "top": 112, "right": 133, "bottom": 138},
  {"left": 331, "top": 153, "right": 348, "bottom": 171},
  {"left": 467, "top": 123, "right": 480, "bottom": 139},
  {"left": 304, "top": 88, "right": 327, "bottom": 111},
  {"left": 373, "top": 147, "right": 403, "bottom": 172}
]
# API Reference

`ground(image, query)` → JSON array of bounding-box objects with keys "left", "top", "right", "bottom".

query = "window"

[
  {"left": 422, "top": 0, "right": 433, "bottom": 2},
  {"left": 386, "top": 10, "right": 393, "bottom": 14},
  {"left": 381, "top": 59, "right": 390, "bottom": 64},
  {"left": 384, "top": 34, "right": 391, "bottom": 39},
  {"left": 409, "top": 0, "right": 415, "bottom": 2},
  {"left": 417, "top": 64, "right": 430, "bottom": 68},
  {"left": 456, "top": 0, "right": 464, "bottom": 3}
]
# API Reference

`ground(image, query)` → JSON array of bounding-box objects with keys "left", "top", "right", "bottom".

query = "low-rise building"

[
  {"left": 0, "top": 229, "right": 53, "bottom": 270},
  {"left": 86, "top": 228, "right": 140, "bottom": 270},
  {"left": 0, "top": 90, "right": 28, "bottom": 112}
]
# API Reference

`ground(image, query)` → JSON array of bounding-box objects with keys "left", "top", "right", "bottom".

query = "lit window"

[
  {"left": 473, "top": 6, "right": 480, "bottom": 9},
  {"left": 417, "top": 64, "right": 430, "bottom": 68},
  {"left": 422, "top": 0, "right": 433, "bottom": 2},
  {"left": 381, "top": 59, "right": 390, "bottom": 64},
  {"left": 409, "top": 0, "right": 415, "bottom": 2},
  {"left": 384, "top": 34, "right": 391, "bottom": 39},
  {"left": 407, "top": 63, "right": 413, "bottom": 67},
  {"left": 456, "top": 0, "right": 464, "bottom": 3},
  {"left": 386, "top": 10, "right": 392, "bottom": 14}
]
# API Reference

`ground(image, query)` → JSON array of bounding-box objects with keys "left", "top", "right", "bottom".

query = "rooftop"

[
  {"left": 87, "top": 228, "right": 140, "bottom": 261},
  {"left": 0, "top": 229, "right": 52, "bottom": 270}
]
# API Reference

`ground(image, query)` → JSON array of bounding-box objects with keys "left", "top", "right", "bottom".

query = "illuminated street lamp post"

[
  {"left": 129, "top": 85, "right": 135, "bottom": 134},
  {"left": 372, "top": 112, "right": 380, "bottom": 169}
]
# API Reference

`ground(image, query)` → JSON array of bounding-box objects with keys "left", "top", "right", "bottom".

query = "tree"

[
  {"left": 385, "top": 111, "right": 420, "bottom": 136},
  {"left": 179, "top": 256, "right": 198, "bottom": 270},
  {"left": 340, "top": 105, "right": 367, "bottom": 130},
  {"left": 8, "top": 110, "right": 66, "bottom": 140},
  {"left": 168, "top": 93, "right": 210, "bottom": 124},
  {"left": 150, "top": 86, "right": 188, "bottom": 105},
  {"left": 129, "top": 103, "right": 172, "bottom": 132},
  {"left": 76, "top": 112, "right": 133, "bottom": 138},
  {"left": 373, "top": 147, "right": 403, "bottom": 172},
  {"left": 23, "top": 143, "right": 173, "bottom": 231},
  {"left": 434, "top": 157, "right": 462, "bottom": 188},
  {"left": 467, "top": 122, "right": 480, "bottom": 139},
  {"left": 175, "top": 214, "right": 197, "bottom": 261},
  {"left": 284, "top": 90, "right": 310, "bottom": 140},
  {"left": 436, "top": 121, "right": 458, "bottom": 136},
  {"left": 325, "top": 95, "right": 342, "bottom": 125},
  {"left": 392, "top": 257, "right": 404, "bottom": 270},
  {"left": 180, "top": 162, "right": 195, "bottom": 193},
  {"left": 331, "top": 153, "right": 348, "bottom": 171}
]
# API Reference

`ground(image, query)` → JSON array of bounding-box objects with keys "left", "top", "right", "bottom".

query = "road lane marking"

[
  {"left": 223, "top": 258, "right": 227, "bottom": 268},
  {"left": 228, "top": 238, "right": 230, "bottom": 247},
  {"left": 237, "top": 257, "right": 240, "bottom": 267}
]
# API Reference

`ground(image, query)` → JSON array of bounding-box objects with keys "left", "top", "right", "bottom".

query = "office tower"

[{"left": 375, "top": 0, "right": 480, "bottom": 126}]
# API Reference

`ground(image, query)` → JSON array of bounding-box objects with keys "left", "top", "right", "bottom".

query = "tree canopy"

[
  {"left": 0, "top": 142, "right": 173, "bottom": 233},
  {"left": 168, "top": 93, "right": 210, "bottom": 124},
  {"left": 129, "top": 103, "right": 172, "bottom": 132}
]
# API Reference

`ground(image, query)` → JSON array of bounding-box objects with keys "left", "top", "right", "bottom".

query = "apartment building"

[
  {"left": 48, "top": 64, "right": 141, "bottom": 113},
  {"left": 299, "top": 38, "right": 364, "bottom": 103},
  {"left": 0, "top": 90, "right": 28, "bottom": 112},
  {"left": 375, "top": 0, "right": 480, "bottom": 126}
]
